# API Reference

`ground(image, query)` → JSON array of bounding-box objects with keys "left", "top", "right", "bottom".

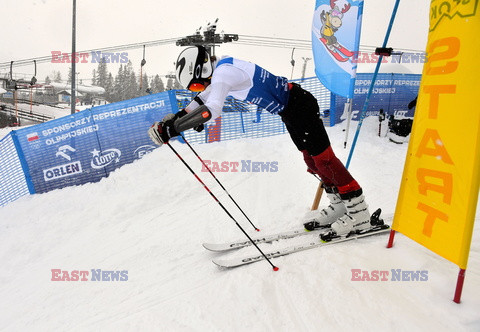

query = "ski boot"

[
  {"left": 331, "top": 191, "right": 371, "bottom": 234},
  {"left": 303, "top": 186, "right": 347, "bottom": 231},
  {"left": 320, "top": 208, "right": 386, "bottom": 242}
]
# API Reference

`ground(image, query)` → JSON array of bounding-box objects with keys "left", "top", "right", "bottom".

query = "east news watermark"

[
  {"left": 352, "top": 51, "right": 427, "bottom": 64},
  {"left": 51, "top": 51, "right": 128, "bottom": 64},
  {"left": 51, "top": 269, "right": 128, "bottom": 281},
  {"left": 351, "top": 269, "right": 429, "bottom": 281},
  {"left": 201, "top": 160, "right": 278, "bottom": 172}
]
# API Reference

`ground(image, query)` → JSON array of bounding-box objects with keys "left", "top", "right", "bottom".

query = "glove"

[
  {"left": 193, "top": 124, "right": 204, "bottom": 133},
  {"left": 148, "top": 113, "right": 179, "bottom": 146},
  {"left": 148, "top": 109, "right": 189, "bottom": 145}
]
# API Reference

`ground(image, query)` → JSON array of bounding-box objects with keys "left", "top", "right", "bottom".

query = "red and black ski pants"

[{"left": 280, "top": 83, "right": 361, "bottom": 198}]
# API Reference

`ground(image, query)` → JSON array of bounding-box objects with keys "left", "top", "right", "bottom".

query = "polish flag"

[{"left": 27, "top": 132, "right": 39, "bottom": 142}]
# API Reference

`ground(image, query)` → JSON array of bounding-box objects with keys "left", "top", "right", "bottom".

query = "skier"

[{"left": 148, "top": 46, "right": 372, "bottom": 237}]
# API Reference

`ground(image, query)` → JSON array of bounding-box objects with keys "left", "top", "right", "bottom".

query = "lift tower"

[{"left": 176, "top": 19, "right": 238, "bottom": 56}]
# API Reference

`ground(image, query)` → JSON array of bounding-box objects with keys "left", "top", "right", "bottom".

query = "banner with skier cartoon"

[{"left": 312, "top": 0, "right": 364, "bottom": 98}]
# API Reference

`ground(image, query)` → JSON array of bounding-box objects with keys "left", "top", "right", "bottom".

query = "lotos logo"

[
  {"left": 133, "top": 145, "right": 156, "bottom": 159},
  {"left": 90, "top": 148, "right": 121, "bottom": 169}
]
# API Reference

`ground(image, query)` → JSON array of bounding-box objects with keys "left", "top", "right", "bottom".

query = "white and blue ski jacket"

[{"left": 185, "top": 57, "right": 290, "bottom": 121}]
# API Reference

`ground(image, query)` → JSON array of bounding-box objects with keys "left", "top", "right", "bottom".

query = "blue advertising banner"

[
  {"left": 333, "top": 73, "right": 421, "bottom": 124},
  {"left": 312, "top": 0, "right": 364, "bottom": 98},
  {"left": 13, "top": 91, "right": 177, "bottom": 194}
]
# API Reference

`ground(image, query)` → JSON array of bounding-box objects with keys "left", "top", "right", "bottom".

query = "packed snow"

[{"left": 0, "top": 117, "right": 478, "bottom": 331}]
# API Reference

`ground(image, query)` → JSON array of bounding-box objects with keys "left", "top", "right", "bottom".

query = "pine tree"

[
  {"left": 45, "top": 76, "right": 51, "bottom": 84},
  {"left": 67, "top": 67, "right": 72, "bottom": 84},
  {"left": 124, "top": 61, "right": 138, "bottom": 99},
  {"left": 113, "top": 65, "right": 125, "bottom": 102},
  {"left": 158, "top": 76, "right": 165, "bottom": 92},
  {"left": 105, "top": 73, "right": 114, "bottom": 101},
  {"left": 151, "top": 74, "right": 165, "bottom": 93},
  {"left": 173, "top": 78, "right": 182, "bottom": 90},
  {"left": 53, "top": 71, "right": 62, "bottom": 82},
  {"left": 129, "top": 71, "right": 138, "bottom": 99},
  {"left": 96, "top": 58, "right": 109, "bottom": 89},
  {"left": 166, "top": 77, "right": 174, "bottom": 90},
  {"left": 91, "top": 69, "right": 97, "bottom": 86}
]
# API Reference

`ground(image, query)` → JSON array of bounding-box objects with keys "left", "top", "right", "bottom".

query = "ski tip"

[
  {"left": 255, "top": 228, "right": 261, "bottom": 232},
  {"left": 212, "top": 260, "right": 232, "bottom": 269},
  {"left": 273, "top": 266, "right": 280, "bottom": 271},
  {"left": 202, "top": 243, "right": 227, "bottom": 252}
]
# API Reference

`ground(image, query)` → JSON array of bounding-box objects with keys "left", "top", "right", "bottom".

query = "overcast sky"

[{"left": 0, "top": 0, "right": 430, "bottom": 84}]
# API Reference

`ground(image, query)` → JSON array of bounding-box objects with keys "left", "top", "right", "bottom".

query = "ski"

[
  {"left": 205, "top": 208, "right": 384, "bottom": 252},
  {"left": 335, "top": 44, "right": 354, "bottom": 57},
  {"left": 319, "top": 38, "right": 349, "bottom": 62},
  {"left": 212, "top": 225, "right": 390, "bottom": 268},
  {"left": 202, "top": 228, "right": 323, "bottom": 252}
]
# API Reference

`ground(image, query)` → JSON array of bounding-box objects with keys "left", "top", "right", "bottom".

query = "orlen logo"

[
  {"left": 133, "top": 145, "right": 156, "bottom": 159},
  {"left": 43, "top": 161, "right": 83, "bottom": 181},
  {"left": 90, "top": 148, "right": 121, "bottom": 169}
]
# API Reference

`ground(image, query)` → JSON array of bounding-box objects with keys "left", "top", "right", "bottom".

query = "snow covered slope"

[{"left": 0, "top": 117, "right": 478, "bottom": 330}]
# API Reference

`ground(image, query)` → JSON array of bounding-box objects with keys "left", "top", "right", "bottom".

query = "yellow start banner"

[{"left": 392, "top": 0, "right": 480, "bottom": 269}]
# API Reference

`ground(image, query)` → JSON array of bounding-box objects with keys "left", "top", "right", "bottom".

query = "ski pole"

[
  {"left": 310, "top": 172, "right": 322, "bottom": 182},
  {"left": 166, "top": 141, "right": 279, "bottom": 271},
  {"left": 345, "top": 0, "right": 401, "bottom": 169},
  {"left": 378, "top": 109, "right": 385, "bottom": 137},
  {"left": 180, "top": 134, "right": 260, "bottom": 232},
  {"left": 308, "top": 172, "right": 324, "bottom": 210}
]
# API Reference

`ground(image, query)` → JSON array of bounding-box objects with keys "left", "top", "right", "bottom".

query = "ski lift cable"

[
  {"left": 239, "top": 35, "right": 426, "bottom": 53},
  {"left": 0, "top": 37, "right": 181, "bottom": 69},
  {"left": 0, "top": 35, "right": 425, "bottom": 71}
]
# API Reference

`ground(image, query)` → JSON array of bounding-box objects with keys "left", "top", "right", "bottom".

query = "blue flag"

[{"left": 312, "top": 0, "right": 364, "bottom": 98}]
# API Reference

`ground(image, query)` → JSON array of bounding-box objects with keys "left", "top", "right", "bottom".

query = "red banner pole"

[
  {"left": 386, "top": 229, "right": 396, "bottom": 248},
  {"left": 453, "top": 268, "right": 466, "bottom": 303}
]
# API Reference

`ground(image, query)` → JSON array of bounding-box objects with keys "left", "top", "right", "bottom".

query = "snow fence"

[
  {"left": 0, "top": 74, "right": 419, "bottom": 207},
  {"left": 0, "top": 87, "right": 310, "bottom": 207},
  {"left": 331, "top": 73, "right": 421, "bottom": 123},
  {"left": 0, "top": 91, "right": 176, "bottom": 207}
]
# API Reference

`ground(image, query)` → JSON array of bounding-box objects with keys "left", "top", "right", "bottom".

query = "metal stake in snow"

[
  {"left": 166, "top": 141, "right": 279, "bottom": 271},
  {"left": 180, "top": 134, "right": 260, "bottom": 232}
]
